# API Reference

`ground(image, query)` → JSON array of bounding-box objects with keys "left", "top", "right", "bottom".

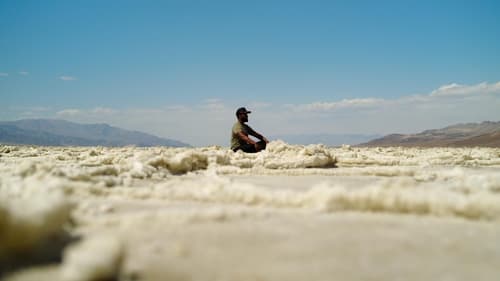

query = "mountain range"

[
  {"left": 1, "top": 119, "right": 499, "bottom": 148},
  {"left": 0, "top": 119, "right": 190, "bottom": 147},
  {"left": 360, "top": 121, "right": 500, "bottom": 147}
]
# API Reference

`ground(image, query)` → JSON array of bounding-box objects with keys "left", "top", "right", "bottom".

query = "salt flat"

[{"left": 1, "top": 142, "right": 500, "bottom": 281}]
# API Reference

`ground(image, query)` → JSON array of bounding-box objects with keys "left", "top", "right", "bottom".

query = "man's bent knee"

[{"left": 255, "top": 141, "right": 266, "bottom": 152}]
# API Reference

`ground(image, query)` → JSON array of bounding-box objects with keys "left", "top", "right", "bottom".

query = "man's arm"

[
  {"left": 248, "top": 128, "right": 269, "bottom": 143},
  {"left": 236, "top": 131, "right": 257, "bottom": 145}
]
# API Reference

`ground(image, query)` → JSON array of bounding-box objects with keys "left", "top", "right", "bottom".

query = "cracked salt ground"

[{"left": 1, "top": 142, "right": 500, "bottom": 281}]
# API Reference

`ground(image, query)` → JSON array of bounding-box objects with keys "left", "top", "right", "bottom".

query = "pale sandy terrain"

[{"left": 1, "top": 141, "right": 500, "bottom": 281}]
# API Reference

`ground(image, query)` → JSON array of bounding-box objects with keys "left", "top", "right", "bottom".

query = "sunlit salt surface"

[{"left": 1, "top": 141, "right": 500, "bottom": 281}]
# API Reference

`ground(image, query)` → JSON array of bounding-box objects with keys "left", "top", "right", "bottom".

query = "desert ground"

[{"left": 1, "top": 141, "right": 500, "bottom": 281}]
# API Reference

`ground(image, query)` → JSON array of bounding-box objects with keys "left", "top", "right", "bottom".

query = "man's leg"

[
  {"left": 236, "top": 141, "right": 266, "bottom": 153},
  {"left": 255, "top": 140, "right": 267, "bottom": 152},
  {"left": 239, "top": 143, "right": 257, "bottom": 153}
]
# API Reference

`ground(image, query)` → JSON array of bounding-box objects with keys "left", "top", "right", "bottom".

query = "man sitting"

[{"left": 231, "top": 107, "right": 269, "bottom": 153}]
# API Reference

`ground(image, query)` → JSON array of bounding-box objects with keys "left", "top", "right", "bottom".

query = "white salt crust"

[{"left": 1, "top": 142, "right": 500, "bottom": 280}]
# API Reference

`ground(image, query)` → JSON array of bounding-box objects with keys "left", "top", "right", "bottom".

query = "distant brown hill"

[{"left": 360, "top": 121, "right": 500, "bottom": 147}]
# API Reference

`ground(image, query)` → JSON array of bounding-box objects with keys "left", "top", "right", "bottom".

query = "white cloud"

[
  {"left": 0, "top": 73, "right": 8, "bottom": 77},
  {"left": 291, "top": 98, "right": 386, "bottom": 112},
  {"left": 430, "top": 81, "right": 500, "bottom": 97},
  {"left": 397, "top": 94, "right": 432, "bottom": 104},
  {"left": 165, "top": 105, "right": 191, "bottom": 112},
  {"left": 92, "top": 107, "right": 117, "bottom": 115},
  {"left": 249, "top": 102, "right": 272, "bottom": 109},
  {"left": 265, "top": 81, "right": 500, "bottom": 138},
  {"left": 288, "top": 81, "right": 500, "bottom": 113},
  {"left": 56, "top": 109, "right": 81, "bottom": 116},
  {"left": 200, "top": 98, "right": 225, "bottom": 111},
  {"left": 18, "top": 71, "right": 29, "bottom": 75},
  {"left": 59, "top": 76, "right": 77, "bottom": 81}
]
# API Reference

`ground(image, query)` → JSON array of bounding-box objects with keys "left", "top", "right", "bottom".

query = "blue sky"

[{"left": 1, "top": 0, "right": 500, "bottom": 146}]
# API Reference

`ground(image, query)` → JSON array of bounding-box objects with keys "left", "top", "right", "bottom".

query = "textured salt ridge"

[
  {"left": 0, "top": 142, "right": 339, "bottom": 193},
  {"left": 0, "top": 192, "right": 73, "bottom": 259},
  {"left": 1, "top": 143, "right": 499, "bottom": 181},
  {"left": 336, "top": 145, "right": 500, "bottom": 167},
  {"left": 153, "top": 176, "right": 500, "bottom": 221},
  {"left": 60, "top": 235, "right": 123, "bottom": 281},
  {"left": 73, "top": 205, "right": 274, "bottom": 230},
  {"left": 1, "top": 143, "right": 500, "bottom": 223},
  {"left": 58, "top": 171, "right": 500, "bottom": 222},
  {"left": 1, "top": 143, "right": 500, "bottom": 280}
]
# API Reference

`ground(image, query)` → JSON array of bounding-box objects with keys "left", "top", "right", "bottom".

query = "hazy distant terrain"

[
  {"left": 270, "top": 133, "right": 381, "bottom": 146},
  {"left": 361, "top": 121, "right": 500, "bottom": 147},
  {"left": 0, "top": 119, "right": 190, "bottom": 147}
]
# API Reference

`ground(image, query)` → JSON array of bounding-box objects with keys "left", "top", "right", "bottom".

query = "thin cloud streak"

[
  {"left": 430, "top": 82, "right": 500, "bottom": 97},
  {"left": 292, "top": 98, "right": 386, "bottom": 112},
  {"left": 92, "top": 107, "right": 117, "bottom": 115},
  {"left": 291, "top": 81, "right": 500, "bottom": 113},
  {"left": 56, "top": 109, "right": 81, "bottom": 116},
  {"left": 59, "top": 76, "right": 77, "bottom": 81}
]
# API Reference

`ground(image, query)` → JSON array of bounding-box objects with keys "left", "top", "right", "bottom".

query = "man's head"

[{"left": 236, "top": 107, "right": 251, "bottom": 123}]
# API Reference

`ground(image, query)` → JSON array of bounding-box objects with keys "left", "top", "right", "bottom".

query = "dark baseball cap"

[{"left": 236, "top": 107, "right": 252, "bottom": 116}]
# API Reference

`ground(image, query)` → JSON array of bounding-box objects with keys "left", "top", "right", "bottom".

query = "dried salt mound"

[
  {"left": 213, "top": 141, "right": 337, "bottom": 169},
  {"left": 0, "top": 145, "right": 15, "bottom": 153},
  {"left": 141, "top": 143, "right": 497, "bottom": 171},
  {"left": 333, "top": 146, "right": 500, "bottom": 167},
  {"left": 117, "top": 141, "right": 336, "bottom": 172},
  {"left": 80, "top": 173, "right": 500, "bottom": 221},
  {"left": 0, "top": 192, "right": 73, "bottom": 257},
  {"left": 263, "top": 141, "right": 337, "bottom": 168},
  {"left": 147, "top": 150, "right": 209, "bottom": 174},
  {"left": 2, "top": 144, "right": 498, "bottom": 183},
  {"left": 307, "top": 181, "right": 500, "bottom": 220},
  {"left": 60, "top": 235, "right": 123, "bottom": 281}
]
